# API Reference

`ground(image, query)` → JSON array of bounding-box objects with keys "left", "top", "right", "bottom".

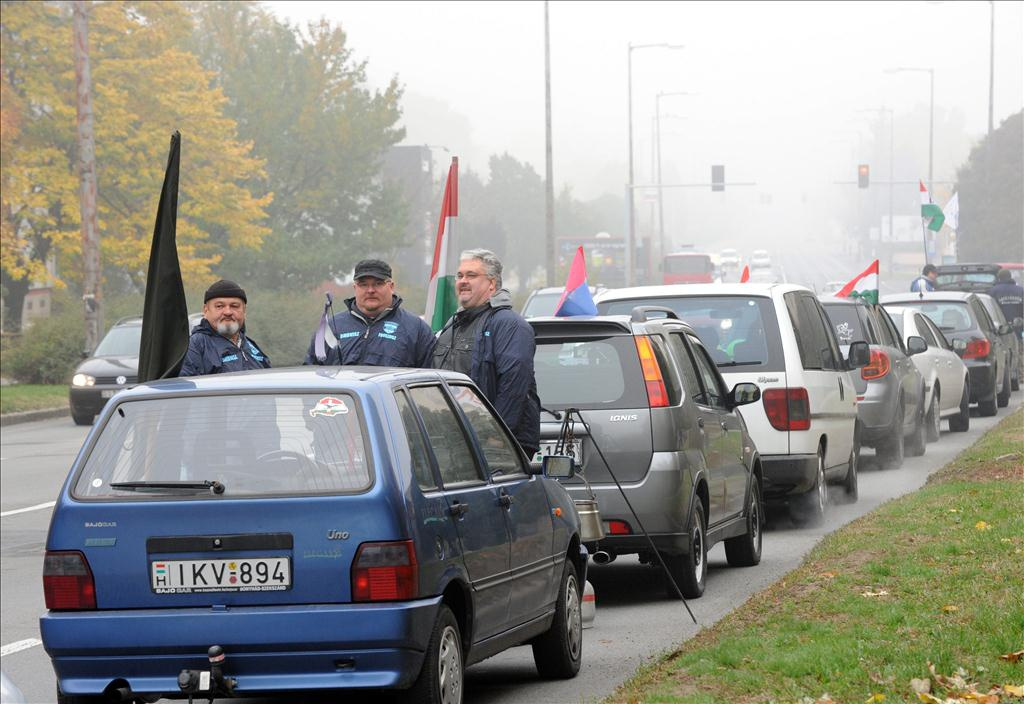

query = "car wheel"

[
  {"left": 877, "top": 399, "right": 905, "bottom": 469},
  {"left": 905, "top": 395, "right": 927, "bottom": 457},
  {"left": 725, "top": 477, "right": 762, "bottom": 567},
  {"left": 662, "top": 501, "right": 707, "bottom": 599},
  {"left": 70, "top": 407, "right": 94, "bottom": 426},
  {"left": 925, "top": 389, "right": 941, "bottom": 443},
  {"left": 532, "top": 559, "right": 583, "bottom": 679},
  {"left": 948, "top": 380, "right": 971, "bottom": 432},
  {"left": 997, "top": 364, "right": 1011, "bottom": 407},
  {"left": 839, "top": 426, "right": 860, "bottom": 504},
  {"left": 978, "top": 383, "right": 998, "bottom": 417},
  {"left": 790, "top": 447, "right": 827, "bottom": 526},
  {"left": 409, "top": 604, "right": 463, "bottom": 704}
]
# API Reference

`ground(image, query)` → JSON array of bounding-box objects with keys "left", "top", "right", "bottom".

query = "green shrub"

[{"left": 3, "top": 303, "right": 85, "bottom": 384}]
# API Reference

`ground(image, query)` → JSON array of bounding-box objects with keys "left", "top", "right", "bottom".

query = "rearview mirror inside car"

[
  {"left": 728, "top": 382, "right": 761, "bottom": 408},
  {"left": 847, "top": 340, "right": 870, "bottom": 368},
  {"left": 542, "top": 455, "right": 576, "bottom": 479},
  {"left": 906, "top": 335, "right": 928, "bottom": 355}
]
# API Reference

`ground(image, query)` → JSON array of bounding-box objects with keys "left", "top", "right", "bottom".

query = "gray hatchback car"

[{"left": 530, "top": 309, "right": 762, "bottom": 599}]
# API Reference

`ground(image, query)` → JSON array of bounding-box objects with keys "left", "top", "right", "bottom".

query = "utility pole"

[
  {"left": 72, "top": 0, "right": 102, "bottom": 353},
  {"left": 988, "top": 0, "right": 995, "bottom": 135},
  {"left": 544, "top": 1, "right": 555, "bottom": 287}
]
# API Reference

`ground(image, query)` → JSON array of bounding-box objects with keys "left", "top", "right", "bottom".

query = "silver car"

[{"left": 819, "top": 297, "right": 927, "bottom": 469}]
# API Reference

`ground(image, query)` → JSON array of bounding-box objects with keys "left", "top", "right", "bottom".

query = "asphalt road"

[{"left": 2, "top": 393, "right": 1021, "bottom": 704}]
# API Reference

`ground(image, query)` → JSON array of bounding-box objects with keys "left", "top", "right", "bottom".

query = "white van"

[{"left": 596, "top": 283, "right": 869, "bottom": 525}]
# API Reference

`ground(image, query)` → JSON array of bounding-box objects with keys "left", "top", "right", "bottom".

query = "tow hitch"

[{"left": 177, "top": 645, "right": 237, "bottom": 702}]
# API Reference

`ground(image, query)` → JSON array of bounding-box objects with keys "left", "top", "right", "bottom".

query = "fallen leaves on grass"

[
  {"left": 999, "top": 651, "right": 1024, "bottom": 664},
  {"left": 910, "top": 662, "right": 1023, "bottom": 703},
  {"left": 942, "top": 605, "right": 960, "bottom": 613},
  {"left": 976, "top": 521, "right": 992, "bottom": 531},
  {"left": 865, "top": 694, "right": 886, "bottom": 702},
  {"left": 861, "top": 589, "right": 890, "bottom": 598}
]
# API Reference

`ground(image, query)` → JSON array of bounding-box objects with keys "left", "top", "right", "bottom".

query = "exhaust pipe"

[{"left": 591, "top": 550, "right": 615, "bottom": 565}]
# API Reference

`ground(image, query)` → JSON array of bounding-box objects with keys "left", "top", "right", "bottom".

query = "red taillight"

[
  {"left": 634, "top": 336, "right": 669, "bottom": 408},
  {"left": 606, "top": 520, "right": 632, "bottom": 535},
  {"left": 352, "top": 540, "right": 418, "bottom": 602},
  {"left": 762, "top": 388, "right": 811, "bottom": 431},
  {"left": 962, "top": 338, "right": 991, "bottom": 360},
  {"left": 861, "top": 349, "right": 891, "bottom": 380},
  {"left": 43, "top": 551, "right": 96, "bottom": 610}
]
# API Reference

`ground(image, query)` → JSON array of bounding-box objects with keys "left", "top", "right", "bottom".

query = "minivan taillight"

[
  {"left": 962, "top": 338, "right": 991, "bottom": 360},
  {"left": 352, "top": 540, "right": 418, "bottom": 602},
  {"left": 634, "top": 336, "right": 670, "bottom": 408},
  {"left": 762, "top": 388, "right": 811, "bottom": 431},
  {"left": 861, "top": 349, "right": 891, "bottom": 380},
  {"left": 43, "top": 551, "right": 96, "bottom": 610}
]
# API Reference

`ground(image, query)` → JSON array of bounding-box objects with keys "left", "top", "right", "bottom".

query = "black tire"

[
  {"left": 905, "top": 395, "right": 927, "bottom": 457},
  {"left": 948, "top": 379, "right": 971, "bottom": 432},
  {"left": 71, "top": 407, "right": 94, "bottom": 426},
  {"left": 409, "top": 604, "right": 463, "bottom": 704},
  {"left": 662, "top": 501, "right": 707, "bottom": 599},
  {"left": 978, "top": 383, "right": 998, "bottom": 417},
  {"left": 532, "top": 559, "right": 583, "bottom": 679},
  {"left": 839, "top": 428, "right": 860, "bottom": 504},
  {"left": 997, "top": 364, "right": 1011, "bottom": 407},
  {"left": 725, "top": 478, "right": 762, "bottom": 567},
  {"left": 877, "top": 400, "right": 905, "bottom": 469},
  {"left": 925, "top": 388, "right": 941, "bottom": 443},
  {"left": 790, "top": 448, "right": 827, "bottom": 527}
]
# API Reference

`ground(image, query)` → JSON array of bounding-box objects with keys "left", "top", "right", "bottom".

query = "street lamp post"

[
  {"left": 655, "top": 91, "right": 695, "bottom": 259},
  {"left": 626, "top": 42, "right": 683, "bottom": 286}
]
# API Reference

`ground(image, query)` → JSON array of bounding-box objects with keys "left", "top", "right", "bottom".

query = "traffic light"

[
  {"left": 711, "top": 165, "right": 725, "bottom": 192},
  {"left": 857, "top": 164, "right": 870, "bottom": 189}
]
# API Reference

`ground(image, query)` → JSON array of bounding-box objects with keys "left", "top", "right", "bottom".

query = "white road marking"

[
  {"left": 0, "top": 501, "right": 55, "bottom": 518},
  {"left": 0, "top": 638, "right": 42, "bottom": 657}
]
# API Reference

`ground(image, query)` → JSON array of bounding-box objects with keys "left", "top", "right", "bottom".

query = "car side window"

[
  {"left": 407, "top": 385, "right": 483, "bottom": 486},
  {"left": 970, "top": 299, "right": 994, "bottom": 333},
  {"left": 395, "top": 390, "right": 438, "bottom": 491},
  {"left": 790, "top": 294, "right": 839, "bottom": 370},
  {"left": 876, "top": 308, "right": 904, "bottom": 352},
  {"left": 919, "top": 315, "right": 949, "bottom": 350},
  {"left": 811, "top": 299, "right": 843, "bottom": 370},
  {"left": 448, "top": 384, "right": 526, "bottom": 477},
  {"left": 668, "top": 332, "right": 703, "bottom": 400},
  {"left": 784, "top": 292, "right": 815, "bottom": 369},
  {"left": 687, "top": 333, "right": 726, "bottom": 408},
  {"left": 913, "top": 314, "right": 938, "bottom": 348}
]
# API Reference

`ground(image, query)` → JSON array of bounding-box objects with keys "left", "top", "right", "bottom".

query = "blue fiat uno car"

[{"left": 41, "top": 367, "right": 585, "bottom": 703}]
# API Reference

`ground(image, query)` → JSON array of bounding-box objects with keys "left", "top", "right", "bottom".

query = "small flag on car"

[
  {"left": 740, "top": 265, "right": 750, "bottom": 283},
  {"left": 834, "top": 259, "right": 880, "bottom": 305},
  {"left": 554, "top": 246, "right": 598, "bottom": 316}
]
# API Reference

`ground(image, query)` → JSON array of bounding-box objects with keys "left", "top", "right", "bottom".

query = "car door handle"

[
  {"left": 697, "top": 417, "right": 705, "bottom": 428},
  {"left": 449, "top": 502, "right": 469, "bottom": 518},
  {"left": 498, "top": 491, "right": 514, "bottom": 509}
]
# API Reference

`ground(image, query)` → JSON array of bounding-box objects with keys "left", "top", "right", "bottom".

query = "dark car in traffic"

[
  {"left": 880, "top": 292, "right": 1010, "bottom": 416},
  {"left": 530, "top": 309, "right": 764, "bottom": 599},
  {"left": 43, "top": 367, "right": 586, "bottom": 702}
]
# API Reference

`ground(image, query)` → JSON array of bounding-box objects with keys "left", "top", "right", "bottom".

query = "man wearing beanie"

[
  {"left": 180, "top": 279, "right": 271, "bottom": 376},
  {"left": 303, "top": 259, "right": 434, "bottom": 368}
]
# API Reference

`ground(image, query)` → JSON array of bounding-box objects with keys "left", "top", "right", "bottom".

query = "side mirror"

[
  {"left": 847, "top": 340, "right": 870, "bottom": 369},
  {"left": 728, "top": 382, "right": 761, "bottom": 409},
  {"left": 1013, "top": 317, "right": 1024, "bottom": 333},
  {"left": 997, "top": 323, "right": 1011, "bottom": 335},
  {"left": 906, "top": 335, "right": 928, "bottom": 355},
  {"left": 542, "top": 455, "right": 576, "bottom": 479}
]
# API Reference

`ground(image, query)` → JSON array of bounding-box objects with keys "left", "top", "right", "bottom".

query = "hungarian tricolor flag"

[
  {"left": 835, "top": 259, "right": 880, "bottom": 305},
  {"left": 554, "top": 246, "right": 598, "bottom": 316},
  {"left": 920, "top": 181, "right": 945, "bottom": 232},
  {"left": 425, "top": 157, "right": 459, "bottom": 332}
]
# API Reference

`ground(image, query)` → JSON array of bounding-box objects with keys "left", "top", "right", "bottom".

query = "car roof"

[
  {"left": 881, "top": 291, "right": 976, "bottom": 303},
  {"left": 595, "top": 282, "right": 806, "bottom": 301},
  {"left": 529, "top": 313, "right": 697, "bottom": 337}
]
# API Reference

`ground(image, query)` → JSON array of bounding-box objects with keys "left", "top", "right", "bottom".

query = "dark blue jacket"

[
  {"left": 179, "top": 319, "right": 271, "bottom": 377},
  {"left": 303, "top": 295, "right": 435, "bottom": 368},
  {"left": 432, "top": 289, "right": 540, "bottom": 456},
  {"left": 988, "top": 280, "right": 1024, "bottom": 323}
]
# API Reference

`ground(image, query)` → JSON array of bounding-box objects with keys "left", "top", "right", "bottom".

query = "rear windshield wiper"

[
  {"left": 715, "top": 360, "right": 762, "bottom": 368},
  {"left": 109, "top": 480, "right": 225, "bottom": 495}
]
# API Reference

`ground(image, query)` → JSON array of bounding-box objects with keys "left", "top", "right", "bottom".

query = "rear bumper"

[
  {"left": 760, "top": 453, "right": 819, "bottom": 498},
  {"left": 42, "top": 598, "right": 441, "bottom": 697}
]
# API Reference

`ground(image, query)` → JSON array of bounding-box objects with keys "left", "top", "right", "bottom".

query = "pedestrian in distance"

[
  {"left": 304, "top": 259, "right": 435, "bottom": 367},
  {"left": 431, "top": 249, "right": 541, "bottom": 457},
  {"left": 180, "top": 280, "right": 271, "bottom": 376},
  {"left": 910, "top": 263, "right": 938, "bottom": 293},
  {"left": 987, "top": 268, "right": 1024, "bottom": 324}
]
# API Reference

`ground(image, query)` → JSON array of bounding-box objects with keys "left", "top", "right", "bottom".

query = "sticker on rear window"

[{"left": 309, "top": 396, "right": 349, "bottom": 417}]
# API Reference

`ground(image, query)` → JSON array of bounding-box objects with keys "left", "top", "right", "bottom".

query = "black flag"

[{"left": 138, "top": 131, "right": 189, "bottom": 382}]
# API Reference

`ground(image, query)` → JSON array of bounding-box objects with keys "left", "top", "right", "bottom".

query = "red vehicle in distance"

[{"left": 661, "top": 252, "right": 715, "bottom": 284}]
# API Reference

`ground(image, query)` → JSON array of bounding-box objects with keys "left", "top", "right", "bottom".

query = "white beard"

[{"left": 216, "top": 321, "right": 241, "bottom": 337}]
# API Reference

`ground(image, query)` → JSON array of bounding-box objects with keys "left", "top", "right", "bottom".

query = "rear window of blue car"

[{"left": 73, "top": 394, "right": 371, "bottom": 499}]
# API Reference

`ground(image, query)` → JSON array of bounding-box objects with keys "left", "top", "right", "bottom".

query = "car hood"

[{"left": 74, "top": 356, "right": 139, "bottom": 377}]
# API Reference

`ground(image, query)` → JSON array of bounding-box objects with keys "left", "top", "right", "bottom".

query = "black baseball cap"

[
  {"left": 204, "top": 279, "right": 247, "bottom": 303},
  {"left": 353, "top": 259, "right": 392, "bottom": 281}
]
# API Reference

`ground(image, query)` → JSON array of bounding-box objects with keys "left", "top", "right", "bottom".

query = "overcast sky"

[{"left": 263, "top": 0, "right": 1023, "bottom": 248}]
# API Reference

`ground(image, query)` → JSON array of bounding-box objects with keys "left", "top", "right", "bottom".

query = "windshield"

[
  {"left": 93, "top": 325, "right": 142, "bottom": 356},
  {"left": 522, "top": 291, "right": 562, "bottom": 317},
  {"left": 937, "top": 272, "right": 996, "bottom": 286},
  {"left": 74, "top": 394, "right": 371, "bottom": 498},
  {"left": 598, "top": 295, "right": 785, "bottom": 372},
  {"left": 664, "top": 255, "right": 712, "bottom": 274},
  {"left": 896, "top": 302, "right": 975, "bottom": 332},
  {"left": 534, "top": 336, "right": 647, "bottom": 409}
]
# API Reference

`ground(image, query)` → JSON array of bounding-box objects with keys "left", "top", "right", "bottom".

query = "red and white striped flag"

[{"left": 425, "top": 157, "right": 459, "bottom": 332}]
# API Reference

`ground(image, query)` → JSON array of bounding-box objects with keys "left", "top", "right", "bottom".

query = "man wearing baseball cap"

[
  {"left": 179, "top": 279, "right": 271, "bottom": 376},
  {"left": 304, "top": 259, "right": 434, "bottom": 367}
]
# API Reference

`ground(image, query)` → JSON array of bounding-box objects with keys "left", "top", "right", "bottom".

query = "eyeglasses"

[
  {"left": 455, "top": 272, "right": 486, "bottom": 281},
  {"left": 355, "top": 279, "right": 392, "bottom": 290}
]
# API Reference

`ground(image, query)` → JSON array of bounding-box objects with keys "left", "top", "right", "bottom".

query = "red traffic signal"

[{"left": 857, "top": 164, "right": 870, "bottom": 189}]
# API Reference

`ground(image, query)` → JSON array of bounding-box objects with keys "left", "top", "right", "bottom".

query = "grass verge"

[
  {"left": 0, "top": 384, "right": 69, "bottom": 414},
  {"left": 608, "top": 408, "right": 1024, "bottom": 704}
]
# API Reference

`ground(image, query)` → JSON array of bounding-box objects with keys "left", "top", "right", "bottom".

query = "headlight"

[{"left": 72, "top": 373, "right": 95, "bottom": 387}]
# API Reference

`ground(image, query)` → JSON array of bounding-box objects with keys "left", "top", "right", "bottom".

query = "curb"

[{"left": 0, "top": 406, "right": 70, "bottom": 427}]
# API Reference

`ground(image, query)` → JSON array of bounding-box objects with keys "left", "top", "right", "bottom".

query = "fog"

[{"left": 263, "top": 0, "right": 1023, "bottom": 257}]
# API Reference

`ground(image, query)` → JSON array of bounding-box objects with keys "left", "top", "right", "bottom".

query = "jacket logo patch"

[
  {"left": 338, "top": 331, "right": 360, "bottom": 339},
  {"left": 309, "top": 396, "right": 349, "bottom": 417},
  {"left": 383, "top": 321, "right": 399, "bottom": 335},
  {"left": 221, "top": 354, "right": 239, "bottom": 363}
]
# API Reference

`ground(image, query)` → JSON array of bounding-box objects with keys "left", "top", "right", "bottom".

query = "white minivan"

[{"left": 596, "top": 283, "right": 869, "bottom": 525}]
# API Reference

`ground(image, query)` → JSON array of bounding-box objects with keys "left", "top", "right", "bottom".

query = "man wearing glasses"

[{"left": 303, "top": 259, "right": 435, "bottom": 367}]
